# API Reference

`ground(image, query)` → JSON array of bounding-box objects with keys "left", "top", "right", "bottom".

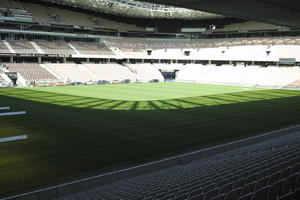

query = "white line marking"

[
  {"left": 0, "top": 135, "right": 28, "bottom": 143},
  {"left": 0, "top": 111, "right": 26, "bottom": 117},
  {"left": 0, "top": 106, "right": 10, "bottom": 110}
]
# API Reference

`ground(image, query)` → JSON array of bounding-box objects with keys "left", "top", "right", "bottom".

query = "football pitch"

[{"left": 0, "top": 82, "right": 300, "bottom": 197}]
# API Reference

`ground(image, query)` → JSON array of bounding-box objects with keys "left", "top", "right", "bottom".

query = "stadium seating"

[
  {"left": 5, "top": 63, "right": 57, "bottom": 81},
  {"left": 83, "top": 63, "right": 140, "bottom": 82},
  {"left": 0, "top": 40, "right": 10, "bottom": 53},
  {"left": 145, "top": 38, "right": 187, "bottom": 49},
  {"left": 47, "top": 7, "right": 95, "bottom": 27},
  {"left": 7, "top": 39, "right": 38, "bottom": 54},
  {"left": 195, "top": 65, "right": 260, "bottom": 85},
  {"left": 0, "top": 36, "right": 299, "bottom": 61},
  {"left": 45, "top": 63, "right": 98, "bottom": 82},
  {"left": 21, "top": 2, "right": 145, "bottom": 31},
  {"left": 242, "top": 67, "right": 300, "bottom": 87},
  {"left": 286, "top": 79, "right": 300, "bottom": 88},
  {"left": 103, "top": 37, "right": 146, "bottom": 57},
  {"left": 176, "top": 65, "right": 300, "bottom": 88},
  {"left": 35, "top": 40, "right": 75, "bottom": 55},
  {"left": 70, "top": 42, "right": 115, "bottom": 55},
  {"left": 1, "top": 1, "right": 300, "bottom": 198},
  {"left": 222, "top": 21, "right": 281, "bottom": 31},
  {"left": 0, "top": 0, "right": 23, "bottom": 9},
  {"left": 103, "top": 37, "right": 300, "bottom": 51},
  {"left": 176, "top": 64, "right": 216, "bottom": 82},
  {"left": 1, "top": 61, "right": 299, "bottom": 87},
  {"left": 55, "top": 131, "right": 300, "bottom": 200},
  {"left": 126, "top": 64, "right": 164, "bottom": 82},
  {"left": 0, "top": 36, "right": 299, "bottom": 87},
  {"left": 92, "top": 16, "right": 145, "bottom": 31},
  {"left": 267, "top": 45, "right": 300, "bottom": 60},
  {"left": 101, "top": 36, "right": 300, "bottom": 60},
  {"left": 22, "top": 3, "right": 54, "bottom": 24},
  {"left": 0, "top": 0, "right": 33, "bottom": 22}
]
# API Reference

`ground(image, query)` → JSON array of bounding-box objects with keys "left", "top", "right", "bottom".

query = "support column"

[
  {"left": 229, "top": 61, "right": 233, "bottom": 65},
  {"left": 38, "top": 56, "right": 42, "bottom": 64},
  {"left": 208, "top": 60, "right": 212, "bottom": 65},
  {"left": 10, "top": 55, "right": 13, "bottom": 63},
  {"left": 62, "top": 57, "right": 67, "bottom": 63},
  {"left": 86, "top": 58, "right": 90, "bottom": 63},
  {"left": 251, "top": 61, "right": 255, "bottom": 66}
]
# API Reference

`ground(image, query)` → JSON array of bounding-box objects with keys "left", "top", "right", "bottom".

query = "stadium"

[{"left": 0, "top": 0, "right": 300, "bottom": 199}]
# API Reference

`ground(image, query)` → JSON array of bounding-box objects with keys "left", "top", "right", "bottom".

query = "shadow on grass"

[
  {"left": 0, "top": 88, "right": 299, "bottom": 197},
  {"left": 0, "top": 88, "right": 299, "bottom": 111}
]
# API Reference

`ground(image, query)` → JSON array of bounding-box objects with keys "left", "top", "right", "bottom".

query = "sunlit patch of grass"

[
  {"left": 0, "top": 83, "right": 298, "bottom": 111},
  {"left": 0, "top": 83, "right": 299, "bottom": 197}
]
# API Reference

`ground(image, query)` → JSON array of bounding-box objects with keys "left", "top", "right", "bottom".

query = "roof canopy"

[
  {"left": 136, "top": 0, "right": 300, "bottom": 28},
  {"left": 41, "top": 0, "right": 224, "bottom": 20}
]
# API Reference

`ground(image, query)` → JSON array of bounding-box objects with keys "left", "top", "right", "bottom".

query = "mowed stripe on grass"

[
  {"left": 0, "top": 82, "right": 300, "bottom": 197},
  {"left": 28, "top": 82, "right": 261, "bottom": 101}
]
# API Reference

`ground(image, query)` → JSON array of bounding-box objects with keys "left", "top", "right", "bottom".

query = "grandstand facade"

[{"left": 0, "top": 0, "right": 299, "bottom": 88}]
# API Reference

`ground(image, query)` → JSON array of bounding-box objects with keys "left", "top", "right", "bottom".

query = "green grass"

[
  {"left": 0, "top": 82, "right": 300, "bottom": 197},
  {"left": 29, "top": 82, "right": 260, "bottom": 101}
]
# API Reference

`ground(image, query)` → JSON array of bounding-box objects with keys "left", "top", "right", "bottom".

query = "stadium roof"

[
  {"left": 136, "top": 0, "right": 300, "bottom": 28},
  {"left": 39, "top": 0, "right": 224, "bottom": 20}
]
